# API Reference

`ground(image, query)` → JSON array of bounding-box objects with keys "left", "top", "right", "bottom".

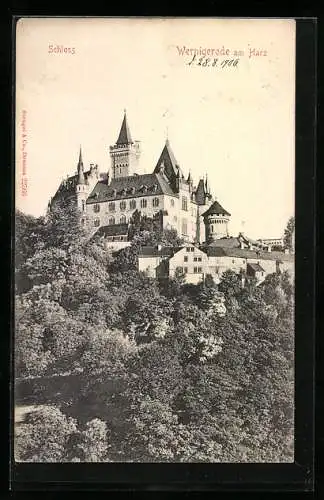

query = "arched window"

[
  {"left": 93, "top": 203, "right": 100, "bottom": 213},
  {"left": 94, "top": 218, "right": 100, "bottom": 227},
  {"left": 120, "top": 201, "right": 126, "bottom": 211},
  {"left": 171, "top": 199, "right": 175, "bottom": 207},
  {"left": 130, "top": 199, "right": 136, "bottom": 209},
  {"left": 108, "top": 202, "right": 115, "bottom": 212},
  {"left": 141, "top": 199, "right": 147, "bottom": 208},
  {"left": 152, "top": 197, "right": 159, "bottom": 207},
  {"left": 108, "top": 217, "right": 115, "bottom": 225},
  {"left": 120, "top": 215, "right": 126, "bottom": 224}
]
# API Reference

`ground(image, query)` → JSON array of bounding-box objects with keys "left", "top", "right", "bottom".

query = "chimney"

[{"left": 267, "top": 245, "right": 271, "bottom": 253}]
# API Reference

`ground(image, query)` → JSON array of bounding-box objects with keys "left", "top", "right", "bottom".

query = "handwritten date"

[{"left": 188, "top": 54, "right": 239, "bottom": 68}]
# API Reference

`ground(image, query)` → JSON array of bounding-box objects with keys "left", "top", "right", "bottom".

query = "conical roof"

[
  {"left": 77, "top": 146, "right": 85, "bottom": 185},
  {"left": 116, "top": 111, "right": 133, "bottom": 145},
  {"left": 195, "top": 178, "right": 206, "bottom": 205},
  {"left": 202, "top": 200, "right": 231, "bottom": 217}
]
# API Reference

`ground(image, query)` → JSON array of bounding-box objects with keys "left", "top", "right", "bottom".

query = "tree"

[
  {"left": 75, "top": 419, "right": 110, "bottom": 462},
  {"left": 44, "top": 197, "right": 87, "bottom": 251},
  {"left": 218, "top": 270, "right": 243, "bottom": 302},
  {"left": 283, "top": 216, "right": 295, "bottom": 251},
  {"left": 15, "top": 210, "right": 47, "bottom": 269},
  {"left": 15, "top": 406, "right": 78, "bottom": 462}
]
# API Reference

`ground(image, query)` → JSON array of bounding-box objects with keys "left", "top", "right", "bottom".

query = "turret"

[
  {"left": 202, "top": 200, "right": 231, "bottom": 242},
  {"left": 75, "top": 145, "right": 87, "bottom": 213},
  {"left": 109, "top": 110, "right": 141, "bottom": 179}
]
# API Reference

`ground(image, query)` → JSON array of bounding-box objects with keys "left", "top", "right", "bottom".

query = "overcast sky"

[{"left": 16, "top": 18, "right": 295, "bottom": 239}]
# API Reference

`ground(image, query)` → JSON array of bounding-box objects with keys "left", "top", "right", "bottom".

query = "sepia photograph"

[{"left": 14, "top": 17, "right": 295, "bottom": 464}]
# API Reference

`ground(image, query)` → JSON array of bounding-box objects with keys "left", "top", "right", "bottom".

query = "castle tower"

[
  {"left": 202, "top": 200, "right": 231, "bottom": 242},
  {"left": 75, "top": 146, "right": 87, "bottom": 213},
  {"left": 109, "top": 110, "right": 141, "bottom": 179}
]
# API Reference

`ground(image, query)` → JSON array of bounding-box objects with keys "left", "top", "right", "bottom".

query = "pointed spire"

[
  {"left": 205, "top": 173, "right": 210, "bottom": 194},
  {"left": 187, "top": 170, "right": 192, "bottom": 183},
  {"left": 116, "top": 109, "right": 133, "bottom": 145},
  {"left": 77, "top": 145, "right": 85, "bottom": 185},
  {"left": 78, "top": 145, "right": 83, "bottom": 166}
]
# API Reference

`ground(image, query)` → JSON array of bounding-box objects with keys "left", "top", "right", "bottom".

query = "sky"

[{"left": 16, "top": 17, "right": 295, "bottom": 239}]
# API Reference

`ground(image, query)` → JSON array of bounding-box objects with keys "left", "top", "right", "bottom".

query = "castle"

[
  {"left": 50, "top": 111, "right": 294, "bottom": 285},
  {"left": 50, "top": 111, "right": 231, "bottom": 245}
]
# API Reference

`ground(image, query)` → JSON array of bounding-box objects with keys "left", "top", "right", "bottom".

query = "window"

[
  {"left": 182, "top": 196, "right": 188, "bottom": 211},
  {"left": 108, "top": 202, "right": 115, "bottom": 212},
  {"left": 141, "top": 199, "right": 147, "bottom": 208},
  {"left": 171, "top": 199, "right": 175, "bottom": 207},
  {"left": 120, "top": 201, "right": 126, "bottom": 211},
  {"left": 232, "top": 259, "right": 235, "bottom": 264},
  {"left": 211, "top": 226, "right": 214, "bottom": 232},
  {"left": 82, "top": 200, "right": 86, "bottom": 212},
  {"left": 181, "top": 219, "right": 188, "bottom": 235},
  {"left": 261, "top": 272, "right": 264, "bottom": 276},
  {"left": 108, "top": 217, "right": 115, "bottom": 225},
  {"left": 190, "top": 248, "right": 194, "bottom": 252},
  {"left": 198, "top": 257, "right": 202, "bottom": 262},
  {"left": 81, "top": 218, "right": 85, "bottom": 225},
  {"left": 184, "top": 256, "right": 188, "bottom": 262},
  {"left": 93, "top": 203, "right": 100, "bottom": 213},
  {"left": 198, "top": 267, "right": 202, "bottom": 273},
  {"left": 94, "top": 218, "right": 100, "bottom": 227},
  {"left": 120, "top": 215, "right": 126, "bottom": 224},
  {"left": 194, "top": 257, "right": 198, "bottom": 262},
  {"left": 152, "top": 198, "right": 159, "bottom": 207},
  {"left": 184, "top": 267, "right": 188, "bottom": 274},
  {"left": 194, "top": 267, "right": 198, "bottom": 273},
  {"left": 186, "top": 247, "right": 191, "bottom": 252},
  {"left": 130, "top": 199, "right": 136, "bottom": 209}
]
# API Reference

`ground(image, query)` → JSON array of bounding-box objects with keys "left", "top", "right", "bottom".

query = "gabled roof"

[
  {"left": 153, "top": 139, "right": 184, "bottom": 179},
  {"left": 86, "top": 172, "right": 176, "bottom": 204},
  {"left": 116, "top": 112, "right": 133, "bottom": 145},
  {"left": 201, "top": 245, "right": 294, "bottom": 262},
  {"left": 247, "top": 262, "right": 265, "bottom": 273},
  {"left": 207, "top": 237, "right": 240, "bottom": 249},
  {"left": 138, "top": 246, "right": 182, "bottom": 258},
  {"left": 202, "top": 200, "right": 231, "bottom": 217}
]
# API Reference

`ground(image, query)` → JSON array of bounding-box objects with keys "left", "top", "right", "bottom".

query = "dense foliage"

[{"left": 15, "top": 201, "right": 295, "bottom": 463}]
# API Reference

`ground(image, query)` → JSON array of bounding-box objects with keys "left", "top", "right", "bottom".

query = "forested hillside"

[{"left": 14, "top": 199, "right": 295, "bottom": 463}]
